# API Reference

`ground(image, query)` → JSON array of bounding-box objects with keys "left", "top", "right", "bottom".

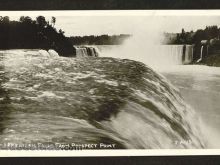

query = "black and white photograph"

[{"left": 0, "top": 10, "right": 220, "bottom": 153}]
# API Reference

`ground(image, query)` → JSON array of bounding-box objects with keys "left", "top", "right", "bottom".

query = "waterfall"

[
  {"left": 99, "top": 45, "right": 194, "bottom": 66},
  {"left": 151, "top": 45, "right": 194, "bottom": 65},
  {"left": 197, "top": 46, "right": 204, "bottom": 63},
  {"left": 183, "top": 45, "right": 194, "bottom": 64},
  {"left": 74, "top": 46, "right": 99, "bottom": 57}
]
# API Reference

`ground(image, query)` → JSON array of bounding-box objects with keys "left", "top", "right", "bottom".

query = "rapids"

[{"left": 0, "top": 49, "right": 206, "bottom": 149}]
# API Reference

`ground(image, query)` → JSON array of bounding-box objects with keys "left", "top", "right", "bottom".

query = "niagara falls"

[{"left": 0, "top": 12, "right": 220, "bottom": 150}]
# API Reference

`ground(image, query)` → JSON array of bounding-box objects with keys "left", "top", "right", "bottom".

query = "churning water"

[
  {"left": 0, "top": 48, "right": 207, "bottom": 149},
  {"left": 98, "top": 44, "right": 220, "bottom": 149}
]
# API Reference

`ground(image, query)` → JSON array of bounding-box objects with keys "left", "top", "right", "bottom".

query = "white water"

[
  {"left": 98, "top": 44, "right": 194, "bottom": 68},
  {"left": 197, "top": 45, "right": 204, "bottom": 63},
  {"left": 184, "top": 45, "right": 194, "bottom": 64},
  {"left": 162, "top": 65, "right": 220, "bottom": 148},
  {"left": 96, "top": 42, "right": 220, "bottom": 148},
  {"left": 0, "top": 49, "right": 206, "bottom": 149},
  {"left": 74, "top": 46, "right": 100, "bottom": 57},
  {"left": 16, "top": 42, "right": 220, "bottom": 149},
  {"left": 0, "top": 43, "right": 219, "bottom": 149}
]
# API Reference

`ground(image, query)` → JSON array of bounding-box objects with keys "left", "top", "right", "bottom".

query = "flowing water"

[
  {"left": 74, "top": 46, "right": 100, "bottom": 57},
  {"left": 99, "top": 44, "right": 220, "bottom": 148},
  {"left": 161, "top": 66, "right": 220, "bottom": 148},
  {"left": 97, "top": 45, "right": 194, "bottom": 67},
  {"left": 0, "top": 48, "right": 206, "bottom": 149}
]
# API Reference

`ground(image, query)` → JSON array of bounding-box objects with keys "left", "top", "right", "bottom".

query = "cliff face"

[{"left": 0, "top": 16, "right": 76, "bottom": 57}]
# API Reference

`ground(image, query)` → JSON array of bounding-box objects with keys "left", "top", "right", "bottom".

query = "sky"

[
  {"left": 54, "top": 16, "right": 220, "bottom": 36},
  {"left": 2, "top": 11, "right": 220, "bottom": 36}
]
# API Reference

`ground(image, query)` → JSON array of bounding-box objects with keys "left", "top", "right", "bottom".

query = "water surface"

[{"left": 0, "top": 49, "right": 205, "bottom": 149}]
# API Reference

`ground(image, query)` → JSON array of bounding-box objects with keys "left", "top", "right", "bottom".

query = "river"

[{"left": 0, "top": 48, "right": 207, "bottom": 149}]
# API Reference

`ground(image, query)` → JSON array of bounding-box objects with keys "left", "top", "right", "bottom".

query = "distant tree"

[
  {"left": 68, "top": 34, "right": 131, "bottom": 45},
  {"left": 19, "top": 16, "right": 25, "bottom": 22},
  {"left": 204, "top": 25, "right": 219, "bottom": 39},
  {"left": 2, "top": 16, "right": 9, "bottom": 23},
  {"left": 36, "top": 16, "right": 47, "bottom": 27},
  {"left": 20, "top": 16, "right": 32, "bottom": 24},
  {"left": 0, "top": 15, "right": 75, "bottom": 56},
  {"left": 51, "top": 16, "right": 56, "bottom": 27},
  {"left": 192, "top": 29, "right": 206, "bottom": 44},
  {"left": 181, "top": 28, "right": 185, "bottom": 34},
  {"left": 176, "top": 34, "right": 181, "bottom": 44},
  {"left": 59, "top": 29, "right": 65, "bottom": 35},
  {"left": 179, "top": 28, "right": 186, "bottom": 43}
]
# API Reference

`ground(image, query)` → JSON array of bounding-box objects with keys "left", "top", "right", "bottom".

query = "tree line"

[
  {"left": 69, "top": 34, "right": 131, "bottom": 45},
  {"left": 165, "top": 25, "right": 220, "bottom": 45},
  {"left": 0, "top": 16, "right": 75, "bottom": 56}
]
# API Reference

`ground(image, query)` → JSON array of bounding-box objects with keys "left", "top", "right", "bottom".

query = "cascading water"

[
  {"left": 98, "top": 44, "right": 194, "bottom": 67},
  {"left": 155, "top": 45, "right": 194, "bottom": 65},
  {"left": 183, "top": 45, "right": 194, "bottom": 64},
  {"left": 197, "top": 46, "right": 204, "bottom": 63},
  {"left": 74, "top": 46, "right": 99, "bottom": 57},
  {"left": 0, "top": 49, "right": 207, "bottom": 149}
]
